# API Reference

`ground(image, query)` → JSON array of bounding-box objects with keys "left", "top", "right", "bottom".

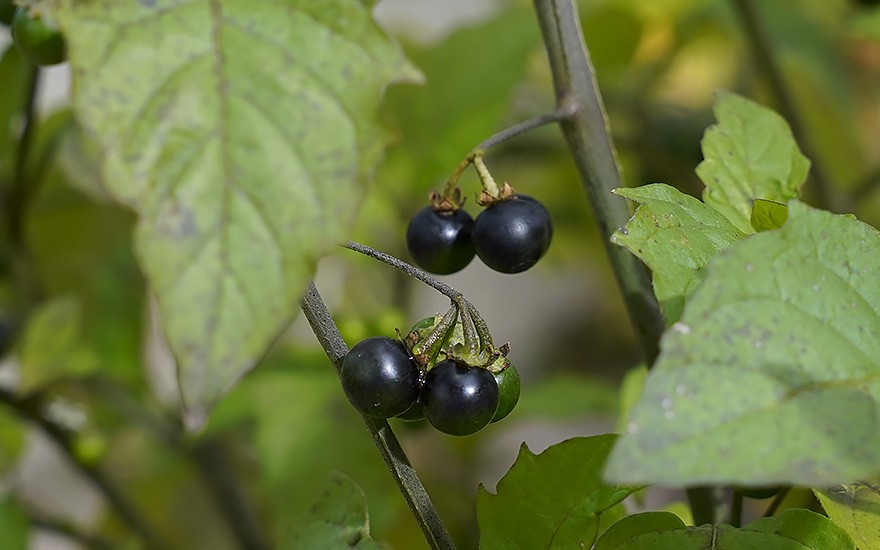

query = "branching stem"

[
  {"left": 300, "top": 281, "right": 455, "bottom": 550},
  {"left": 441, "top": 108, "right": 571, "bottom": 200},
  {"left": 532, "top": 0, "right": 664, "bottom": 364}
]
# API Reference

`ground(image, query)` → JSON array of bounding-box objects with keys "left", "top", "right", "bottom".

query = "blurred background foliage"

[{"left": 2, "top": 0, "right": 880, "bottom": 548}]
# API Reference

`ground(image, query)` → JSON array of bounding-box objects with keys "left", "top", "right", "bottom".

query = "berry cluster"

[
  {"left": 406, "top": 193, "right": 553, "bottom": 275},
  {"left": 339, "top": 313, "right": 520, "bottom": 436}
]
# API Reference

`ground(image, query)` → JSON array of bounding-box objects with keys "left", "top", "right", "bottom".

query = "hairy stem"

[
  {"left": 300, "top": 281, "right": 455, "bottom": 550},
  {"left": 441, "top": 109, "right": 571, "bottom": 198},
  {"left": 343, "top": 241, "right": 462, "bottom": 301},
  {"left": 729, "top": 0, "right": 835, "bottom": 209},
  {"left": 0, "top": 388, "right": 165, "bottom": 548},
  {"left": 532, "top": 0, "right": 664, "bottom": 364}
]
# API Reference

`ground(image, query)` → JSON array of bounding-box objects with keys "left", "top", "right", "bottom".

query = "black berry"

[
  {"left": 406, "top": 206, "right": 475, "bottom": 275},
  {"left": 472, "top": 195, "right": 552, "bottom": 274},
  {"left": 340, "top": 337, "right": 420, "bottom": 418},
  {"left": 421, "top": 359, "right": 499, "bottom": 436}
]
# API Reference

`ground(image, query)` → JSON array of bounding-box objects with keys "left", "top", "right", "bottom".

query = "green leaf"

[
  {"left": 54, "top": 0, "right": 420, "bottom": 424},
  {"left": 19, "top": 297, "right": 99, "bottom": 393},
  {"left": 696, "top": 92, "right": 810, "bottom": 234},
  {"left": 594, "top": 509, "right": 853, "bottom": 550},
  {"left": 816, "top": 483, "right": 880, "bottom": 549},
  {"left": 606, "top": 201, "right": 880, "bottom": 486},
  {"left": 0, "top": 496, "right": 28, "bottom": 548},
  {"left": 477, "top": 435, "right": 636, "bottom": 548},
  {"left": 750, "top": 199, "right": 789, "bottom": 232},
  {"left": 0, "top": 408, "right": 25, "bottom": 474},
  {"left": 616, "top": 364, "right": 648, "bottom": 434},
  {"left": 281, "top": 471, "right": 382, "bottom": 550},
  {"left": 612, "top": 184, "right": 746, "bottom": 324}
]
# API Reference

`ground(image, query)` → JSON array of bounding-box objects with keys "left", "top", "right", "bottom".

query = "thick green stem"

[
  {"left": 532, "top": 0, "right": 664, "bottom": 365},
  {"left": 300, "top": 281, "right": 455, "bottom": 550}
]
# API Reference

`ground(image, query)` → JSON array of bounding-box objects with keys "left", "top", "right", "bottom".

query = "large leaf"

[
  {"left": 281, "top": 471, "right": 382, "bottom": 550},
  {"left": 606, "top": 201, "right": 880, "bottom": 486},
  {"left": 816, "top": 483, "right": 880, "bottom": 549},
  {"left": 612, "top": 184, "right": 746, "bottom": 324},
  {"left": 477, "top": 435, "right": 636, "bottom": 549},
  {"left": 54, "top": 0, "right": 419, "bottom": 424},
  {"left": 594, "top": 509, "right": 853, "bottom": 550},
  {"left": 696, "top": 92, "right": 810, "bottom": 234}
]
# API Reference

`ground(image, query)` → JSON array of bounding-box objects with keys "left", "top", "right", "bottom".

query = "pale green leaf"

[
  {"left": 816, "top": 483, "right": 880, "bottom": 549},
  {"left": 750, "top": 199, "right": 789, "bottom": 232},
  {"left": 282, "top": 471, "right": 383, "bottom": 550},
  {"left": 606, "top": 201, "right": 880, "bottom": 486},
  {"left": 20, "top": 297, "right": 99, "bottom": 393},
  {"left": 612, "top": 184, "right": 746, "bottom": 324},
  {"left": 594, "top": 509, "right": 853, "bottom": 550},
  {"left": 54, "top": 0, "right": 420, "bottom": 423},
  {"left": 477, "top": 435, "right": 636, "bottom": 549},
  {"left": 616, "top": 364, "right": 648, "bottom": 434},
  {"left": 696, "top": 92, "right": 810, "bottom": 234}
]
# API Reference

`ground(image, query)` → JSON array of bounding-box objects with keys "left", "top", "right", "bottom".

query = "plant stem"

[
  {"left": 343, "top": 241, "right": 463, "bottom": 302},
  {"left": 191, "top": 438, "right": 269, "bottom": 550},
  {"left": 0, "top": 388, "right": 165, "bottom": 548},
  {"left": 471, "top": 155, "right": 500, "bottom": 199},
  {"left": 728, "top": 0, "right": 835, "bottom": 210},
  {"left": 730, "top": 490, "right": 743, "bottom": 527},
  {"left": 441, "top": 109, "right": 570, "bottom": 199},
  {"left": 532, "top": 0, "right": 664, "bottom": 365},
  {"left": 300, "top": 281, "right": 455, "bottom": 550},
  {"left": 763, "top": 487, "right": 791, "bottom": 517}
]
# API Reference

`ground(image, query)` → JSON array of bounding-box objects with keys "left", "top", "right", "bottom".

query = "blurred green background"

[{"left": 3, "top": 0, "right": 880, "bottom": 547}]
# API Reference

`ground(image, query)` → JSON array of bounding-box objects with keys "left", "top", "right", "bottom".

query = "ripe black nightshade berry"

[
  {"left": 340, "top": 337, "right": 421, "bottom": 419},
  {"left": 421, "top": 359, "right": 499, "bottom": 436},
  {"left": 406, "top": 206, "right": 475, "bottom": 275},
  {"left": 472, "top": 195, "right": 552, "bottom": 274}
]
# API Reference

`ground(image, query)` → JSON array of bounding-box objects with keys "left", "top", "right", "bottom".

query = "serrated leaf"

[
  {"left": 477, "top": 435, "right": 636, "bottom": 549},
  {"left": 594, "top": 509, "right": 853, "bottom": 550},
  {"left": 54, "top": 0, "right": 420, "bottom": 423},
  {"left": 750, "top": 199, "right": 788, "bottom": 232},
  {"left": 696, "top": 92, "right": 810, "bottom": 234},
  {"left": 20, "top": 297, "right": 99, "bottom": 393},
  {"left": 612, "top": 184, "right": 746, "bottom": 324},
  {"left": 282, "top": 471, "right": 383, "bottom": 550},
  {"left": 606, "top": 201, "right": 880, "bottom": 486},
  {"left": 816, "top": 483, "right": 880, "bottom": 549}
]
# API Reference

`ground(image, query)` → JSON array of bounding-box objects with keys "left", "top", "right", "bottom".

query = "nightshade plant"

[{"left": 1, "top": 0, "right": 880, "bottom": 548}]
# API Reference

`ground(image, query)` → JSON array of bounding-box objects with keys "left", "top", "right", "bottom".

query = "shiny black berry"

[
  {"left": 491, "top": 364, "right": 521, "bottom": 423},
  {"left": 421, "top": 360, "right": 499, "bottom": 436},
  {"left": 472, "top": 195, "right": 552, "bottom": 274},
  {"left": 406, "top": 206, "right": 475, "bottom": 275},
  {"left": 340, "top": 337, "right": 420, "bottom": 418}
]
